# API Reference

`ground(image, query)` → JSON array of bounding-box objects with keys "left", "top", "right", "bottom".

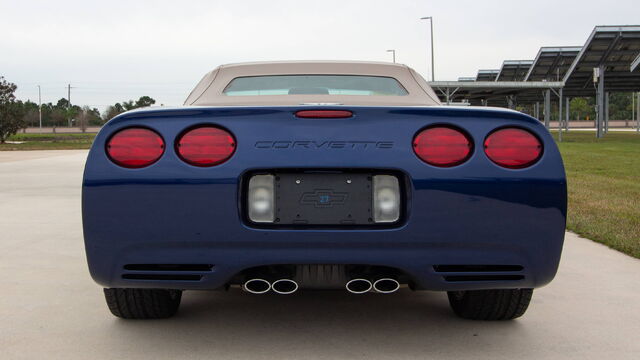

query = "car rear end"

[{"left": 83, "top": 105, "right": 566, "bottom": 319}]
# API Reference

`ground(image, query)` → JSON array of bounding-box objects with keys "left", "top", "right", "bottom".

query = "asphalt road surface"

[{"left": 1, "top": 150, "right": 638, "bottom": 360}]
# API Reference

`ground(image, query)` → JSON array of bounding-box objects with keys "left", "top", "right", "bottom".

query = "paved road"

[{"left": 1, "top": 150, "right": 638, "bottom": 360}]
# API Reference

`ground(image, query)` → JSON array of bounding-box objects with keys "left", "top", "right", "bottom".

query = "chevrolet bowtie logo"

[{"left": 300, "top": 189, "right": 348, "bottom": 208}]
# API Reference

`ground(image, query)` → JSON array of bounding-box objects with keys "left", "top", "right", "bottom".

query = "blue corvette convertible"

[{"left": 83, "top": 61, "right": 566, "bottom": 320}]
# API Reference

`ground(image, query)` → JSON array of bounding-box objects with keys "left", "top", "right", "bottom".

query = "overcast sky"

[{"left": 2, "top": 0, "right": 638, "bottom": 111}]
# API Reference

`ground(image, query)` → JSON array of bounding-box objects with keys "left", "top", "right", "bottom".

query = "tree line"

[
  {"left": 1, "top": 76, "right": 156, "bottom": 142},
  {"left": 519, "top": 93, "right": 638, "bottom": 122},
  {"left": 566, "top": 93, "right": 637, "bottom": 122}
]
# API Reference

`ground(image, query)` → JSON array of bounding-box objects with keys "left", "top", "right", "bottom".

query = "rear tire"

[
  {"left": 103, "top": 288, "right": 182, "bottom": 319},
  {"left": 447, "top": 288, "right": 533, "bottom": 320}
]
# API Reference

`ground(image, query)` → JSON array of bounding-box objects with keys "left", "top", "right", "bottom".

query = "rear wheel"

[
  {"left": 447, "top": 289, "right": 533, "bottom": 320},
  {"left": 103, "top": 288, "right": 182, "bottom": 319}
]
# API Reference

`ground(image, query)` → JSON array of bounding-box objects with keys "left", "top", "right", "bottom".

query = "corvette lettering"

[{"left": 254, "top": 141, "right": 394, "bottom": 149}]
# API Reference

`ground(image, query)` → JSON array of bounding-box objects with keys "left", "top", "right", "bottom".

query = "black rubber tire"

[
  {"left": 103, "top": 288, "right": 182, "bottom": 319},
  {"left": 447, "top": 288, "right": 533, "bottom": 320}
]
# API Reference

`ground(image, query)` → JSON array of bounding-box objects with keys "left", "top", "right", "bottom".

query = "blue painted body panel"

[{"left": 82, "top": 106, "right": 566, "bottom": 291}]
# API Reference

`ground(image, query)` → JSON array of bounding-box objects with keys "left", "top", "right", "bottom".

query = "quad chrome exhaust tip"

[
  {"left": 242, "top": 278, "right": 271, "bottom": 294},
  {"left": 345, "top": 278, "right": 373, "bottom": 294},
  {"left": 271, "top": 279, "right": 299, "bottom": 295},
  {"left": 373, "top": 278, "right": 400, "bottom": 294}
]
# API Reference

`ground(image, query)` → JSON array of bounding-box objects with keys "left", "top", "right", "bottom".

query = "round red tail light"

[
  {"left": 106, "top": 127, "right": 165, "bottom": 168},
  {"left": 484, "top": 128, "right": 542, "bottom": 169},
  {"left": 413, "top": 126, "right": 473, "bottom": 167},
  {"left": 176, "top": 126, "right": 236, "bottom": 167}
]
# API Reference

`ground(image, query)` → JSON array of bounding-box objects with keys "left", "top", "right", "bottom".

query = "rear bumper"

[
  {"left": 83, "top": 178, "right": 565, "bottom": 291},
  {"left": 87, "top": 237, "right": 559, "bottom": 291}
]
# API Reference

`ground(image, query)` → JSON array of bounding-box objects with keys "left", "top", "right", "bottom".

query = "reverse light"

[
  {"left": 413, "top": 126, "right": 473, "bottom": 167},
  {"left": 176, "top": 126, "right": 236, "bottom": 167},
  {"left": 248, "top": 175, "right": 275, "bottom": 223},
  {"left": 106, "top": 127, "right": 164, "bottom": 168},
  {"left": 484, "top": 128, "right": 542, "bottom": 169},
  {"left": 373, "top": 175, "right": 400, "bottom": 223}
]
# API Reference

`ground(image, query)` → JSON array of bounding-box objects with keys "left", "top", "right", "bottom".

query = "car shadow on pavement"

[{"left": 108, "top": 288, "right": 526, "bottom": 358}]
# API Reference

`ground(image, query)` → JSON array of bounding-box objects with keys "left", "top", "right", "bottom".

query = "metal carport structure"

[
  {"left": 428, "top": 81, "right": 563, "bottom": 127},
  {"left": 430, "top": 25, "right": 640, "bottom": 138},
  {"left": 524, "top": 46, "right": 582, "bottom": 82},
  {"left": 524, "top": 46, "right": 582, "bottom": 133},
  {"left": 562, "top": 26, "right": 640, "bottom": 137},
  {"left": 495, "top": 60, "right": 534, "bottom": 81},
  {"left": 476, "top": 69, "right": 500, "bottom": 81}
]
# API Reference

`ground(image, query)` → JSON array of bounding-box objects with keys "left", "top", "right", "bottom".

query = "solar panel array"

[{"left": 430, "top": 25, "right": 640, "bottom": 105}]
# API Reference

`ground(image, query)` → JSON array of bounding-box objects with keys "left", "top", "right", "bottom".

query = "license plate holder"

[{"left": 275, "top": 173, "right": 372, "bottom": 225}]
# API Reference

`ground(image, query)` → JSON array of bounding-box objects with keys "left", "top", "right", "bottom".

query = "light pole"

[
  {"left": 386, "top": 49, "right": 396, "bottom": 63},
  {"left": 37, "top": 85, "right": 42, "bottom": 133},
  {"left": 67, "top": 84, "right": 72, "bottom": 127},
  {"left": 420, "top": 16, "right": 435, "bottom": 81}
]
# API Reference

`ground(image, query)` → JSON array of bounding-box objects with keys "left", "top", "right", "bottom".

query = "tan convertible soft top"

[{"left": 184, "top": 61, "right": 441, "bottom": 106}]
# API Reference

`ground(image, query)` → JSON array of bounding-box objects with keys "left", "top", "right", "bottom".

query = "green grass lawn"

[
  {"left": 554, "top": 131, "right": 640, "bottom": 258},
  {"left": 0, "top": 133, "right": 96, "bottom": 150}
]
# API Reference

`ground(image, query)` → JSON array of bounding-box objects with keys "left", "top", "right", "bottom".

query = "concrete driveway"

[{"left": 1, "top": 150, "right": 638, "bottom": 360}]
